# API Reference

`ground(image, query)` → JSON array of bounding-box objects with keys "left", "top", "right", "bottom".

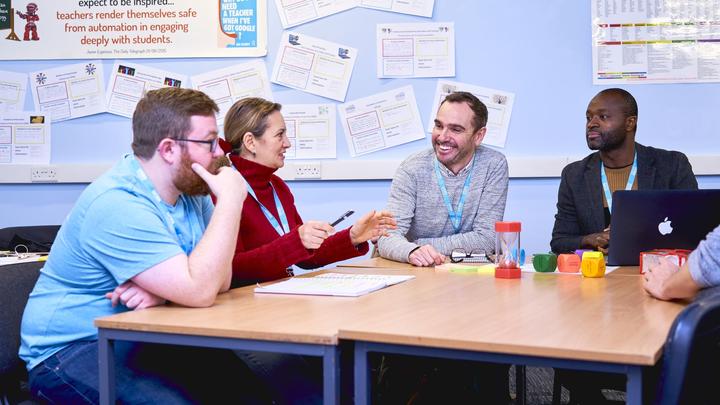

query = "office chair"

[
  {"left": 0, "top": 262, "right": 43, "bottom": 405},
  {"left": 655, "top": 292, "right": 720, "bottom": 405},
  {"left": 0, "top": 225, "right": 60, "bottom": 253}
]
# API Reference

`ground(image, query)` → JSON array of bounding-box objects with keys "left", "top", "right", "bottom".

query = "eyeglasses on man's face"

[{"left": 173, "top": 137, "right": 219, "bottom": 153}]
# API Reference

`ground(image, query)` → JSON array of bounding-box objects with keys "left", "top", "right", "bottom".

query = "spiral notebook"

[{"left": 254, "top": 273, "right": 415, "bottom": 297}]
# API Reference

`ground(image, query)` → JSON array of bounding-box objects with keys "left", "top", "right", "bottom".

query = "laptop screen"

[{"left": 607, "top": 190, "right": 720, "bottom": 266}]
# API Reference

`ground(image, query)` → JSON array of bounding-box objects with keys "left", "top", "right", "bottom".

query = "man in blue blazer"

[
  {"left": 551, "top": 87, "right": 698, "bottom": 403},
  {"left": 551, "top": 88, "right": 697, "bottom": 255}
]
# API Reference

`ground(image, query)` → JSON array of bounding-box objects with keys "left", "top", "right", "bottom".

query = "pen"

[{"left": 330, "top": 210, "right": 355, "bottom": 227}]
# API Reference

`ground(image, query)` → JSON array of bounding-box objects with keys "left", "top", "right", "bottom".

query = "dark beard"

[
  {"left": 587, "top": 127, "right": 627, "bottom": 152},
  {"left": 174, "top": 154, "right": 229, "bottom": 196}
]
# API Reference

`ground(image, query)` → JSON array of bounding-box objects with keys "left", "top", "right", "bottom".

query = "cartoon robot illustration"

[{"left": 16, "top": 3, "right": 39, "bottom": 41}]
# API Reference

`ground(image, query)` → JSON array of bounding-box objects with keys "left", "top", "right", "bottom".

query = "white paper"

[
  {"left": 339, "top": 85, "right": 424, "bottom": 156},
  {"left": 376, "top": 22, "right": 455, "bottom": 78},
  {"left": 314, "top": 272, "right": 415, "bottom": 285},
  {"left": 191, "top": 60, "right": 273, "bottom": 127},
  {"left": 428, "top": 80, "right": 515, "bottom": 148},
  {"left": 29, "top": 62, "right": 105, "bottom": 122},
  {"left": 274, "top": 0, "right": 358, "bottom": 28},
  {"left": 0, "top": 111, "right": 51, "bottom": 165},
  {"left": 0, "top": 255, "right": 47, "bottom": 267},
  {"left": 591, "top": 0, "right": 720, "bottom": 84},
  {"left": 0, "top": 71, "right": 28, "bottom": 112},
  {"left": 283, "top": 104, "right": 337, "bottom": 159},
  {"left": 106, "top": 61, "right": 189, "bottom": 118},
  {"left": 254, "top": 272, "right": 414, "bottom": 296},
  {"left": 360, "top": 0, "right": 434, "bottom": 17},
  {"left": 272, "top": 32, "right": 357, "bottom": 102}
]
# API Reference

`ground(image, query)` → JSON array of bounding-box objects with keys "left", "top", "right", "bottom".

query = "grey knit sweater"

[
  {"left": 689, "top": 224, "right": 720, "bottom": 288},
  {"left": 377, "top": 146, "right": 509, "bottom": 263}
]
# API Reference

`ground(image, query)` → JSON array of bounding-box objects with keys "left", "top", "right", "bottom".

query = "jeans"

[
  {"left": 234, "top": 350, "right": 322, "bottom": 405},
  {"left": 30, "top": 340, "right": 269, "bottom": 404}
]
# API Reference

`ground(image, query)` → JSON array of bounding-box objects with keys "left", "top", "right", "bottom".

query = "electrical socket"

[
  {"left": 294, "top": 163, "right": 322, "bottom": 179},
  {"left": 31, "top": 167, "right": 58, "bottom": 183}
]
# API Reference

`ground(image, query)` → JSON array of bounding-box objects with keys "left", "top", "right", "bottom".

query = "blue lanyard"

[
  {"left": 128, "top": 156, "right": 199, "bottom": 254},
  {"left": 601, "top": 151, "right": 637, "bottom": 212},
  {"left": 227, "top": 157, "right": 291, "bottom": 236},
  {"left": 434, "top": 156, "right": 475, "bottom": 233},
  {"left": 245, "top": 180, "right": 290, "bottom": 236},
  {"left": 230, "top": 156, "right": 295, "bottom": 276}
]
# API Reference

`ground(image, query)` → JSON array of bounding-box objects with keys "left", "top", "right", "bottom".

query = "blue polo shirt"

[{"left": 19, "top": 154, "right": 213, "bottom": 371}]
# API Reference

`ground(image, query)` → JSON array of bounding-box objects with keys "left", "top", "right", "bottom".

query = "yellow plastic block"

[{"left": 581, "top": 251, "right": 606, "bottom": 278}]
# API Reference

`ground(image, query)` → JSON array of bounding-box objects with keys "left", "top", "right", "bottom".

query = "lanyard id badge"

[
  {"left": 434, "top": 157, "right": 475, "bottom": 234},
  {"left": 245, "top": 180, "right": 290, "bottom": 236},
  {"left": 129, "top": 156, "right": 200, "bottom": 254},
  {"left": 227, "top": 158, "right": 290, "bottom": 237},
  {"left": 244, "top": 178, "right": 297, "bottom": 276},
  {"left": 601, "top": 151, "right": 637, "bottom": 212}
]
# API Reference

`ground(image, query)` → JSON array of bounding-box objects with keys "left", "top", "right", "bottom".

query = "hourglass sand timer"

[{"left": 495, "top": 221, "right": 522, "bottom": 279}]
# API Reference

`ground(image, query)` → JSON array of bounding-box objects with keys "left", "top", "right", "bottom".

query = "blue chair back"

[{"left": 656, "top": 293, "right": 720, "bottom": 405}]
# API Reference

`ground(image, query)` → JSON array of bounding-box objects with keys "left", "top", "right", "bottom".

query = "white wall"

[
  {"left": 1, "top": 0, "right": 719, "bottom": 258},
  {"left": 3, "top": 176, "right": 719, "bottom": 258}
]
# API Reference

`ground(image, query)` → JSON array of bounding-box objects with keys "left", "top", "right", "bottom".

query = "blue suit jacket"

[{"left": 550, "top": 143, "right": 698, "bottom": 254}]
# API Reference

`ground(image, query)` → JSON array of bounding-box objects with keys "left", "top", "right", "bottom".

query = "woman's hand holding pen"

[
  {"left": 349, "top": 210, "right": 397, "bottom": 246},
  {"left": 298, "top": 221, "right": 335, "bottom": 249}
]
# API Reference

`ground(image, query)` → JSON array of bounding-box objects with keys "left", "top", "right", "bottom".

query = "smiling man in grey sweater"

[
  {"left": 377, "top": 91, "right": 509, "bottom": 266},
  {"left": 374, "top": 92, "right": 511, "bottom": 403}
]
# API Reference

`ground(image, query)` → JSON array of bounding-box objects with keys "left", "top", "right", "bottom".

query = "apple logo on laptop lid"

[{"left": 658, "top": 217, "right": 673, "bottom": 236}]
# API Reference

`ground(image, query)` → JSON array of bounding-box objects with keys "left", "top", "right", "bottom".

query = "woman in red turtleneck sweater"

[{"left": 221, "top": 97, "right": 396, "bottom": 287}]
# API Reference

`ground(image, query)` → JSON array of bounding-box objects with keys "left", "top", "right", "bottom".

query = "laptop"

[{"left": 607, "top": 189, "right": 720, "bottom": 266}]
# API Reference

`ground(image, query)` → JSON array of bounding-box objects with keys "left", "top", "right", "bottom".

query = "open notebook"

[{"left": 254, "top": 273, "right": 415, "bottom": 297}]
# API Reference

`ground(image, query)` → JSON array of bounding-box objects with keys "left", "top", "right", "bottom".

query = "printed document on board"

[
  {"left": 376, "top": 22, "right": 454, "bottom": 78},
  {"left": 274, "top": 0, "right": 358, "bottom": 28},
  {"left": 283, "top": 104, "right": 337, "bottom": 159},
  {"left": 29, "top": 61, "right": 106, "bottom": 122},
  {"left": 0, "top": 111, "right": 50, "bottom": 165},
  {"left": 428, "top": 80, "right": 515, "bottom": 148},
  {"left": 191, "top": 60, "right": 273, "bottom": 127},
  {"left": 271, "top": 32, "right": 357, "bottom": 102},
  {"left": 0, "top": 71, "right": 28, "bottom": 112},
  {"left": 339, "top": 85, "right": 424, "bottom": 156},
  {"left": 106, "top": 61, "right": 188, "bottom": 118},
  {"left": 591, "top": 0, "right": 720, "bottom": 84},
  {"left": 360, "top": 0, "right": 434, "bottom": 17}
]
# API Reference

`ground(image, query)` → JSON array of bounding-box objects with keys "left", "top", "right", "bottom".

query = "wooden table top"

[
  {"left": 95, "top": 280, "right": 361, "bottom": 345},
  {"left": 340, "top": 257, "right": 418, "bottom": 269},
  {"left": 335, "top": 267, "right": 685, "bottom": 366},
  {"left": 96, "top": 265, "right": 683, "bottom": 366}
]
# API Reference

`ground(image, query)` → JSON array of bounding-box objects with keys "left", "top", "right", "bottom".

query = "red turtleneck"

[{"left": 226, "top": 154, "right": 368, "bottom": 286}]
